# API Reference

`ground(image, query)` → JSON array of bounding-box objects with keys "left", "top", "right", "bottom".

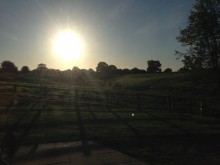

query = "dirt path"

[{"left": 14, "top": 141, "right": 147, "bottom": 165}]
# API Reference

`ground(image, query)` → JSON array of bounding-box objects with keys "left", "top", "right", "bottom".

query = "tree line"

[{"left": 0, "top": 60, "right": 173, "bottom": 75}]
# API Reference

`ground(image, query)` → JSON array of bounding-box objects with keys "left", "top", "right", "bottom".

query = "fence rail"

[{"left": 0, "top": 83, "right": 219, "bottom": 118}]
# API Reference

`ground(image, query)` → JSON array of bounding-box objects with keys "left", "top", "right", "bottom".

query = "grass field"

[
  {"left": 1, "top": 72, "right": 220, "bottom": 164},
  {"left": 110, "top": 72, "right": 220, "bottom": 96}
]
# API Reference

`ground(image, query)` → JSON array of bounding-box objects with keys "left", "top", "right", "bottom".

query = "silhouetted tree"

[
  {"left": 108, "top": 65, "right": 118, "bottom": 74},
  {"left": 164, "top": 68, "right": 172, "bottom": 73},
  {"left": 96, "top": 62, "right": 108, "bottom": 73},
  {"left": 147, "top": 60, "right": 162, "bottom": 73},
  {"left": 176, "top": 0, "right": 220, "bottom": 70},
  {"left": 72, "top": 66, "right": 80, "bottom": 73},
  {"left": 72, "top": 66, "right": 81, "bottom": 82},
  {"left": 47, "top": 68, "right": 61, "bottom": 74},
  {"left": 1, "top": 60, "right": 18, "bottom": 72},
  {"left": 20, "top": 66, "right": 30, "bottom": 73},
  {"left": 178, "top": 67, "right": 190, "bottom": 72},
  {"left": 36, "top": 63, "right": 47, "bottom": 72},
  {"left": 88, "top": 68, "right": 95, "bottom": 74},
  {"left": 63, "top": 69, "right": 72, "bottom": 82},
  {"left": 131, "top": 68, "right": 147, "bottom": 74},
  {"left": 122, "top": 68, "right": 131, "bottom": 74},
  {"left": 138, "top": 69, "right": 147, "bottom": 74},
  {"left": 131, "top": 68, "right": 138, "bottom": 74},
  {"left": 46, "top": 69, "right": 62, "bottom": 81}
]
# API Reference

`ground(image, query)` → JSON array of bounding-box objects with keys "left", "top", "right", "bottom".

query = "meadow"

[{"left": 1, "top": 71, "right": 220, "bottom": 164}]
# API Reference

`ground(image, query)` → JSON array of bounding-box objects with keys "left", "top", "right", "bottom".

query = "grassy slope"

[
  {"left": 110, "top": 72, "right": 220, "bottom": 97},
  {"left": 2, "top": 72, "right": 219, "bottom": 97}
]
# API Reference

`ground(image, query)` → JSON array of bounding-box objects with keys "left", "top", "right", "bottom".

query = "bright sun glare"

[{"left": 53, "top": 30, "right": 84, "bottom": 61}]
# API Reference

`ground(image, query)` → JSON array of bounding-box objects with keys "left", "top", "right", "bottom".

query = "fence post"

[
  {"left": 43, "top": 86, "right": 48, "bottom": 100},
  {"left": 106, "top": 92, "right": 109, "bottom": 108},
  {"left": 171, "top": 97, "right": 175, "bottom": 113},
  {"left": 83, "top": 83, "right": 86, "bottom": 97},
  {"left": 12, "top": 84, "right": 17, "bottom": 106},
  {"left": 167, "top": 96, "right": 171, "bottom": 112},
  {"left": 13, "top": 84, "right": 17, "bottom": 93},
  {"left": 75, "top": 89, "right": 78, "bottom": 109},
  {"left": 40, "top": 84, "right": 43, "bottom": 98},
  {"left": 189, "top": 97, "right": 193, "bottom": 114},
  {"left": 137, "top": 93, "right": 140, "bottom": 110},
  {"left": 200, "top": 98, "right": 203, "bottom": 119},
  {"left": 95, "top": 92, "right": 98, "bottom": 102}
]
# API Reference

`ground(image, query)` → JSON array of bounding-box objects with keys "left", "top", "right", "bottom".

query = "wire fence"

[
  {"left": 0, "top": 83, "right": 220, "bottom": 164},
  {"left": 1, "top": 83, "right": 219, "bottom": 118}
]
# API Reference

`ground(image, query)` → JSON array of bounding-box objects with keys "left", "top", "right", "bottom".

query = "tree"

[
  {"left": 147, "top": 60, "right": 162, "bottom": 73},
  {"left": 108, "top": 65, "right": 118, "bottom": 74},
  {"left": 21, "top": 66, "right": 30, "bottom": 73},
  {"left": 36, "top": 63, "right": 47, "bottom": 72},
  {"left": 130, "top": 68, "right": 146, "bottom": 74},
  {"left": 164, "top": 68, "right": 172, "bottom": 73},
  {"left": 176, "top": 0, "right": 220, "bottom": 70},
  {"left": 72, "top": 66, "right": 81, "bottom": 81},
  {"left": 88, "top": 68, "right": 95, "bottom": 73},
  {"left": 96, "top": 62, "right": 109, "bottom": 73},
  {"left": 122, "top": 68, "right": 131, "bottom": 74},
  {"left": 178, "top": 67, "right": 190, "bottom": 72},
  {"left": 72, "top": 66, "right": 80, "bottom": 73},
  {"left": 1, "top": 60, "right": 18, "bottom": 72}
]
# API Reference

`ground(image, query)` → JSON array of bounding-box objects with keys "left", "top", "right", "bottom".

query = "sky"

[{"left": 0, "top": 0, "right": 194, "bottom": 71}]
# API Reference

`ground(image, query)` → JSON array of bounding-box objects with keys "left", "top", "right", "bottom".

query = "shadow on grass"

[
  {"left": 88, "top": 104, "right": 98, "bottom": 121},
  {"left": 15, "top": 106, "right": 42, "bottom": 152},
  {"left": 141, "top": 110, "right": 191, "bottom": 135},
  {"left": 28, "top": 143, "right": 39, "bottom": 155},
  {"left": 1, "top": 100, "right": 42, "bottom": 164},
  {"left": 75, "top": 107, "right": 91, "bottom": 156},
  {"left": 10, "top": 101, "right": 37, "bottom": 132},
  {"left": 106, "top": 107, "right": 142, "bottom": 139}
]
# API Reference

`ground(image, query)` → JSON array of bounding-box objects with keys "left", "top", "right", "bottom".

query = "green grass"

[
  {"left": 110, "top": 72, "right": 220, "bottom": 97},
  {"left": 1, "top": 72, "right": 220, "bottom": 164},
  {"left": 112, "top": 73, "right": 189, "bottom": 88},
  {"left": 1, "top": 95, "right": 220, "bottom": 164}
]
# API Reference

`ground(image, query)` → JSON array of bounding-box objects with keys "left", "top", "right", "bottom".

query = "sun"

[{"left": 53, "top": 30, "right": 84, "bottom": 61}]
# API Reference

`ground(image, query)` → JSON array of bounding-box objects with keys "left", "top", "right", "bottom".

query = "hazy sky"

[{"left": 0, "top": 0, "right": 194, "bottom": 71}]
